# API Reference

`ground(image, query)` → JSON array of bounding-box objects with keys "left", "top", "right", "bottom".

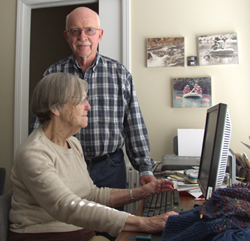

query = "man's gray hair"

[{"left": 31, "top": 72, "right": 88, "bottom": 124}]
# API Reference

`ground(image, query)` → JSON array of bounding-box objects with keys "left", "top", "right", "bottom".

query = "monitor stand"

[{"left": 228, "top": 148, "right": 236, "bottom": 186}]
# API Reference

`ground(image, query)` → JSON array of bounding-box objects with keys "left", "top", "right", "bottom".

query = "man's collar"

[
  {"left": 93, "top": 52, "right": 100, "bottom": 71},
  {"left": 72, "top": 53, "right": 101, "bottom": 71},
  {"left": 71, "top": 55, "right": 81, "bottom": 69}
]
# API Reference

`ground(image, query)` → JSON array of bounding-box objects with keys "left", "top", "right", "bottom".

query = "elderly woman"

[{"left": 8, "top": 73, "right": 176, "bottom": 241}]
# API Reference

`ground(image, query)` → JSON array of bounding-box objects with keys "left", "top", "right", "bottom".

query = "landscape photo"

[{"left": 147, "top": 37, "right": 184, "bottom": 67}]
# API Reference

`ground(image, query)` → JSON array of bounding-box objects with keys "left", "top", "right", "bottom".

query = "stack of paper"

[{"left": 177, "top": 129, "right": 204, "bottom": 157}]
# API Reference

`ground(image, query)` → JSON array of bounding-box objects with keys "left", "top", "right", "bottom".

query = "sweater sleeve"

[{"left": 10, "top": 131, "right": 129, "bottom": 236}]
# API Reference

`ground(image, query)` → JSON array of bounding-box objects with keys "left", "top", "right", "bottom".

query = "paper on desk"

[
  {"left": 187, "top": 189, "right": 203, "bottom": 198},
  {"left": 177, "top": 184, "right": 202, "bottom": 198},
  {"left": 177, "top": 181, "right": 198, "bottom": 187},
  {"left": 168, "top": 178, "right": 203, "bottom": 198},
  {"left": 177, "top": 129, "right": 204, "bottom": 156}
]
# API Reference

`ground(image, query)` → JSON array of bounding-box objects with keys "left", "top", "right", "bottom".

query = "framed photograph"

[
  {"left": 198, "top": 33, "right": 238, "bottom": 66},
  {"left": 173, "top": 77, "right": 212, "bottom": 108},
  {"left": 147, "top": 37, "right": 184, "bottom": 67}
]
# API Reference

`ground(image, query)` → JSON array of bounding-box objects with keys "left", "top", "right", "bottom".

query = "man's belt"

[{"left": 85, "top": 149, "right": 120, "bottom": 165}]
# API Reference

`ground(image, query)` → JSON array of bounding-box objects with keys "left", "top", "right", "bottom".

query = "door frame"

[{"left": 14, "top": 0, "right": 131, "bottom": 153}]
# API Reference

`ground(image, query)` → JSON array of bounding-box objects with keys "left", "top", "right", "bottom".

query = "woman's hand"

[
  {"left": 140, "top": 175, "right": 158, "bottom": 186},
  {"left": 140, "top": 212, "right": 178, "bottom": 233},
  {"left": 123, "top": 211, "right": 178, "bottom": 233},
  {"left": 140, "top": 179, "right": 174, "bottom": 199}
]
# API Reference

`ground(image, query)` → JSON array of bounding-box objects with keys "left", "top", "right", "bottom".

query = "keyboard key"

[
  {"left": 173, "top": 189, "right": 180, "bottom": 205},
  {"left": 151, "top": 193, "right": 158, "bottom": 208},
  {"left": 156, "top": 193, "right": 162, "bottom": 208},
  {"left": 166, "top": 190, "right": 171, "bottom": 205}
]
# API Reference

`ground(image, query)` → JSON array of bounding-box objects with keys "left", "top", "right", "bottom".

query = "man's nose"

[{"left": 79, "top": 30, "right": 88, "bottom": 40}]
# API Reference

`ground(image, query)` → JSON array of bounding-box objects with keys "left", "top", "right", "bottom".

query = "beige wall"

[
  {"left": 131, "top": 0, "right": 250, "bottom": 163},
  {"left": 0, "top": 0, "right": 250, "bottom": 193},
  {"left": 0, "top": 1, "right": 16, "bottom": 193}
]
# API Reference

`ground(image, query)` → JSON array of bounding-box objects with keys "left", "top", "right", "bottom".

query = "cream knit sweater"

[{"left": 9, "top": 127, "right": 129, "bottom": 237}]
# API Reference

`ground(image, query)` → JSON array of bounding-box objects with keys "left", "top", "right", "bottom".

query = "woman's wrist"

[
  {"left": 130, "top": 189, "right": 135, "bottom": 202},
  {"left": 123, "top": 215, "right": 145, "bottom": 232},
  {"left": 130, "top": 186, "right": 149, "bottom": 202}
]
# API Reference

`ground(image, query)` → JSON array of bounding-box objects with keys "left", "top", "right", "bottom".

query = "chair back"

[
  {"left": 0, "top": 193, "right": 12, "bottom": 241},
  {"left": 0, "top": 168, "right": 6, "bottom": 195}
]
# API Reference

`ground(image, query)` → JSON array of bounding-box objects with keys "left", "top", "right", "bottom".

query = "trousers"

[{"left": 87, "top": 148, "right": 127, "bottom": 191}]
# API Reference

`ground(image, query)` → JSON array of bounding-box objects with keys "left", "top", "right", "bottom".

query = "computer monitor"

[{"left": 197, "top": 103, "right": 235, "bottom": 200}]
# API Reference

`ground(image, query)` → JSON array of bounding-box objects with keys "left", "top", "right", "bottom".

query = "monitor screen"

[{"left": 197, "top": 103, "right": 232, "bottom": 200}]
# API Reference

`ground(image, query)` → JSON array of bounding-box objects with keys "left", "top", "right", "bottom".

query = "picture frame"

[
  {"left": 147, "top": 37, "right": 184, "bottom": 67},
  {"left": 198, "top": 33, "right": 238, "bottom": 66},
  {"left": 173, "top": 77, "right": 212, "bottom": 108}
]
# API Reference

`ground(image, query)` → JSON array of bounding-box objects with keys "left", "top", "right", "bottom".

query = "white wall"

[{"left": 131, "top": 0, "right": 250, "bottom": 162}]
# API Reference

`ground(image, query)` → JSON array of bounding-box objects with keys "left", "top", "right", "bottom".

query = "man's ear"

[
  {"left": 98, "top": 29, "right": 104, "bottom": 42},
  {"left": 63, "top": 31, "right": 69, "bottom": 42}
]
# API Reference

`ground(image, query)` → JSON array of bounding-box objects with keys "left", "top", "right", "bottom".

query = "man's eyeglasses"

[{"left": 67, "top": 27, "right": 100, "bottom": 37}]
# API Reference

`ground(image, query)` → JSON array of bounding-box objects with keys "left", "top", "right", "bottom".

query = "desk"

[{"left": 116, "top": 194, "right": 204, "bottom": 241}]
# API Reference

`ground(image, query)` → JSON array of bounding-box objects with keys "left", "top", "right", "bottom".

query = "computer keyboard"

[{"left": 142, "top": 189, "right": 182, "bottom": 217}]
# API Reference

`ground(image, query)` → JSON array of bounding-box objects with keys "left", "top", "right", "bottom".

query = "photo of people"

[
  {"left": 198, "top": 33, "right": 238, "bottom": 66},
  {"left": 173, "top": 77, "right": 212, "bottom": 108}
]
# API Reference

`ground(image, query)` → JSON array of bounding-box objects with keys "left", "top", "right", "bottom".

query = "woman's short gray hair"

[{"left": 31, "top": 72, "right": 88, "bottom": 124}]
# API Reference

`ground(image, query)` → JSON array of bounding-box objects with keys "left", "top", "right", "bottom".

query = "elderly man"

[{"left": 30, "top": 6, "right": 157, "bottom": 199}]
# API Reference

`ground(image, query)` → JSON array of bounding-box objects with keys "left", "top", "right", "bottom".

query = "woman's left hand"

[{"left": 141, "top": 179, "right": 174, "bottom": 198}]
